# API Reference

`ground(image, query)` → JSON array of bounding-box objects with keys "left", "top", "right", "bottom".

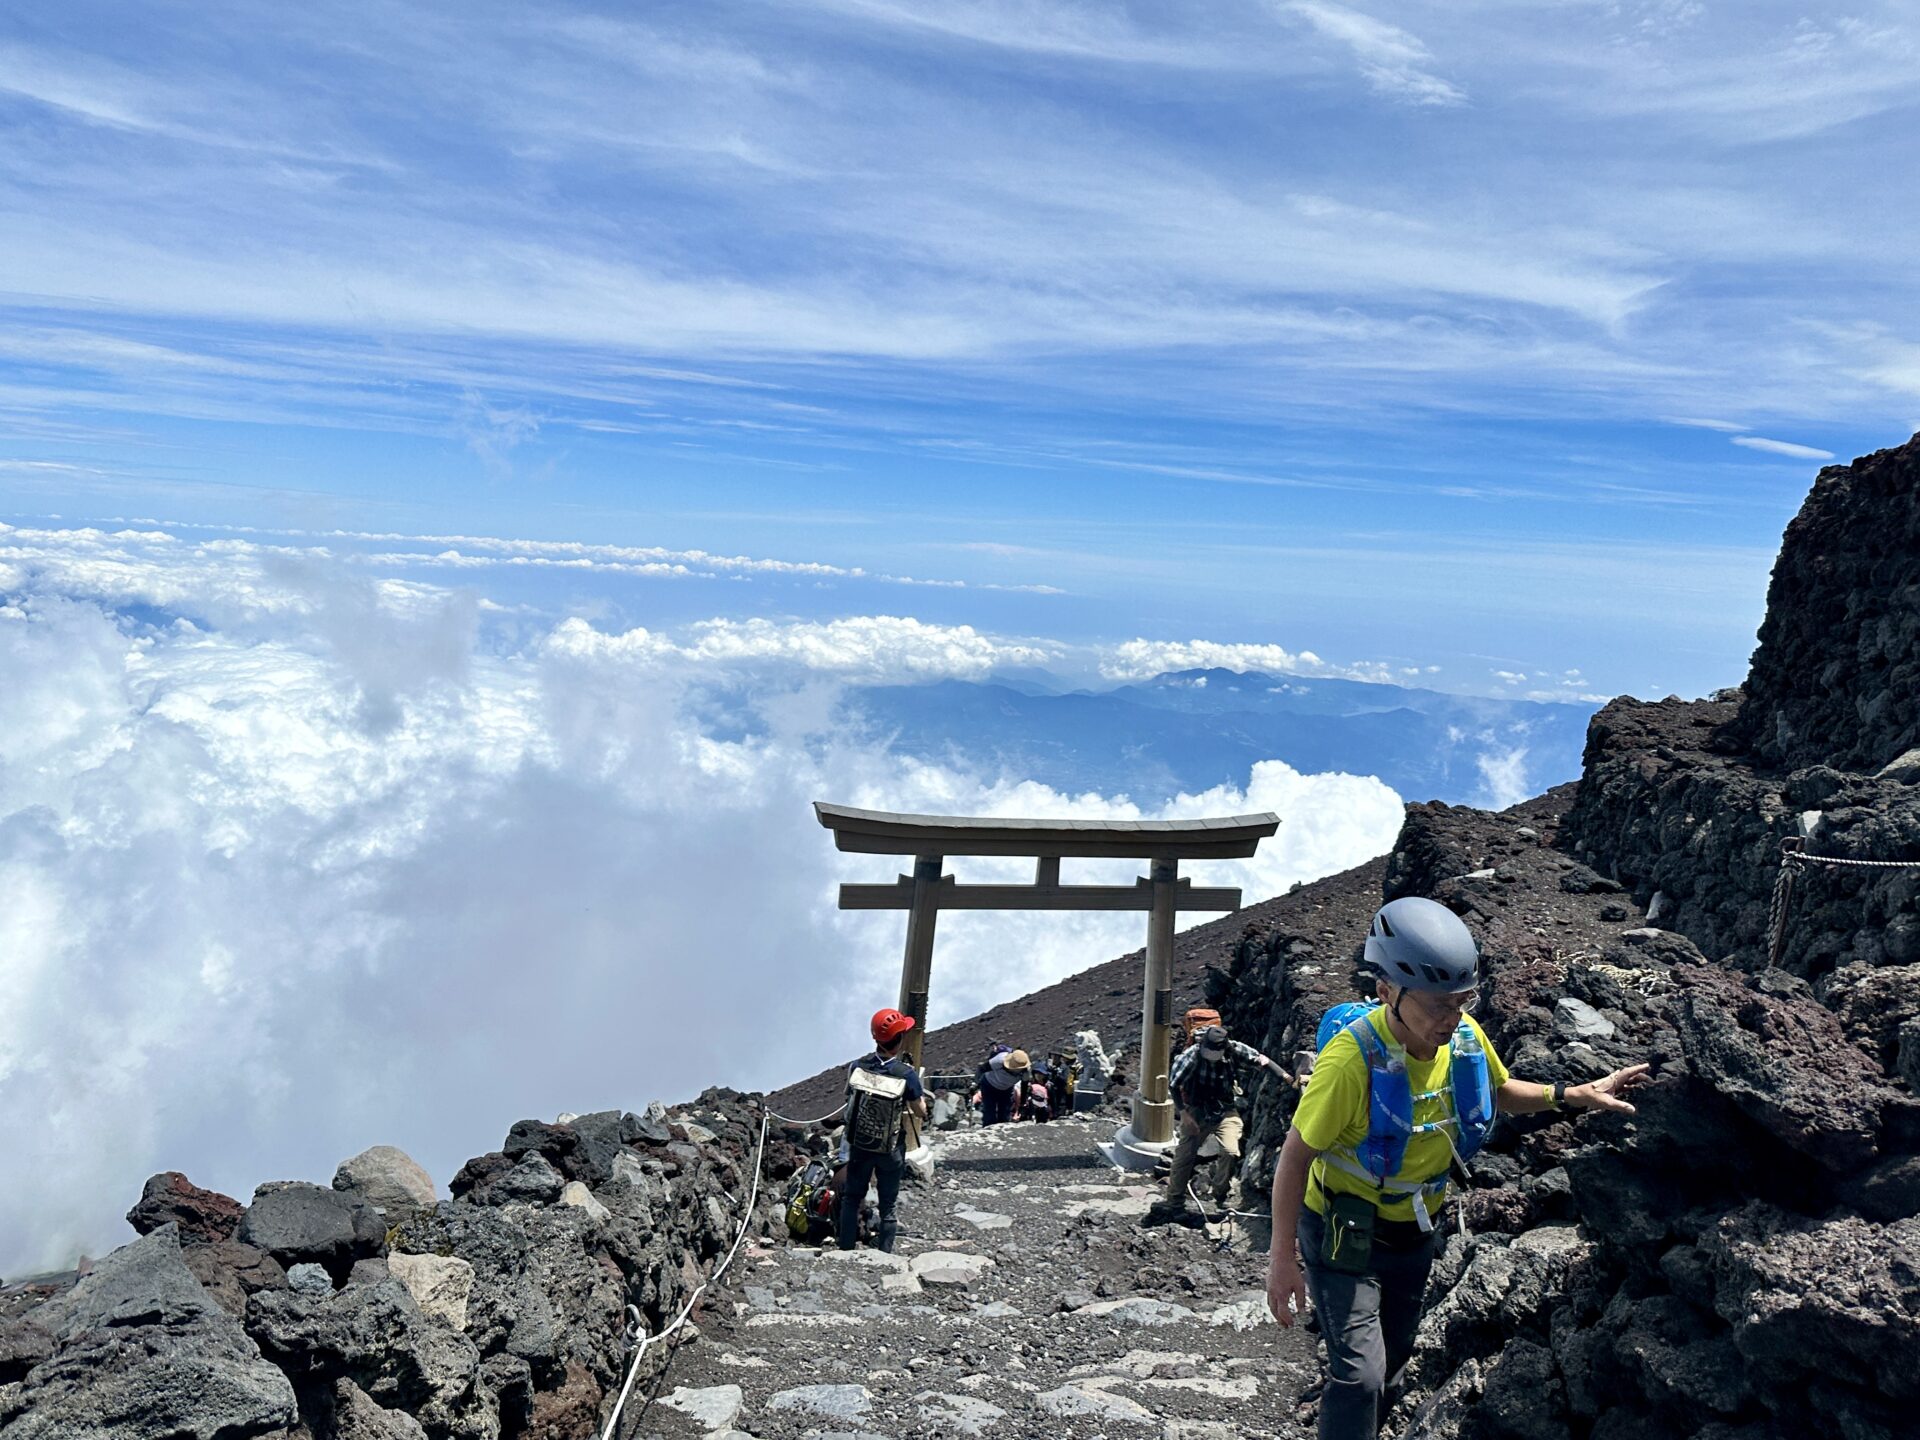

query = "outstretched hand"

[{"left": 1575, "top": 1062, "right": 1652, "bottom": 1114}]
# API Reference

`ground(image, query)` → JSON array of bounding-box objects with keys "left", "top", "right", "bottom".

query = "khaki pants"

[{"left": 1163, "top": 1112, "right": 1243, "bottom": 1207}]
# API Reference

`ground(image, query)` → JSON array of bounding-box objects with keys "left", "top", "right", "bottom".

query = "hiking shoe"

[{"left": 1138, "top": 1203, "right": 1186, "bottom": 1229}]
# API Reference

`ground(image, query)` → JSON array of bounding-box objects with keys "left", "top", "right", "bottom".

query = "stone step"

[{"left": 626, "top": 1115, "right": 1316, "bottom": 1439}]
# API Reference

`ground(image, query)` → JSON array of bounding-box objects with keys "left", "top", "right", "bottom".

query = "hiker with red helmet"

[{"left": 836, "top": 1007, "right": 928, "bottom": 1253}]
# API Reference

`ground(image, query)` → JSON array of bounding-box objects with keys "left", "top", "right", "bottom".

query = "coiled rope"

[
  {"left": 1766, "top": 838, "right": 1920, "bottom": 967},
  {"left": 598, "top": 1100, "right": 844, "bottom": 1440}
]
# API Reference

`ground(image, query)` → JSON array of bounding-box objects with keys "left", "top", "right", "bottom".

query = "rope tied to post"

[{"left": 1766, "top": 836, "right": 1920, "bottom": 966}]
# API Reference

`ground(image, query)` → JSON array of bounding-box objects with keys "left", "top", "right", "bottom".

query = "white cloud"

[
  {"left": 1287, "top": 1, "right": 1466, "bottom": 106},
  {"left": 1101, "top": 638, "right": 1333, "bottom": 680},
  {"left": 1663, "top": 416, "right": 1748, "bottom": 432},
  {"left": 547, "top": 614, "right": 1058, "bottom": 682},
  {"left": 0, "top": 532, "right": 1406, "bottom": 1272},
  {"left": 1491, "top": 669, "right": 1527, "bottom": 684},
  {"left": 1729, "top": 435, "right": 1835, "bottom": 460},
  {"left": 1475, "top": 745, "right": 1530, "bottom": 809}
]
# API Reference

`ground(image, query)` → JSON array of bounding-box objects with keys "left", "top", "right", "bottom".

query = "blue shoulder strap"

[{"left": 1346, "top": 1015, "right": 1413, "bottom": 1183}]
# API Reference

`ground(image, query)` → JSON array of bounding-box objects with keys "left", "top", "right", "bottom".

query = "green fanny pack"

[{"left": 1319, "top": 1192, "right": 1377, "bottom": 1275}]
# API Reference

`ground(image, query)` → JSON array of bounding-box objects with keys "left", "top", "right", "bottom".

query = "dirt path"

[{"left": 629, "top": 1114, "right": 1318, "bottom": 1438}]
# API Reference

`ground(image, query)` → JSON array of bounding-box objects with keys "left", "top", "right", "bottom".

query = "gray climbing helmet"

[{"left": 1363, "top": 897, "right": 1479, "bottom": 993}]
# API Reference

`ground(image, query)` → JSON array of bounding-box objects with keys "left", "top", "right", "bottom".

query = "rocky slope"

[
  {"left": 0, "top": 1096, "right": 805, "bottom": 1439},
  {"left": 5, "top": 435, "right": 1917, "bottom": 1439}
]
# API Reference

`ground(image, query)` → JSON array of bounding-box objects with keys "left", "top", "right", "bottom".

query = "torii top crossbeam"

[
  {"left": 814, "top": 802, "right": 1281, "bottom": 860},
  {"left": 815, "top": 801, "right": 1280, "bottom": 1150}
]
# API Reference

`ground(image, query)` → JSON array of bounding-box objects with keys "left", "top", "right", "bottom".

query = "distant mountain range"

[{"left": 844, "top": 668, "right": 1598, "bottom": 806}]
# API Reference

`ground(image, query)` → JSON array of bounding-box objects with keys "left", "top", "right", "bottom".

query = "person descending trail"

[
  {"left": 837, "top": 1007, "right": 928, "bottom": 1253},
  {"left": 1265, "top": 897, "right": 1651, "bottom": 1440},
  {"left": 1143, "top": 1023, "right": 1285, "bottom": 1226}
]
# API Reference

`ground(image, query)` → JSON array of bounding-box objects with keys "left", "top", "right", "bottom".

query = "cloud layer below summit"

[{"left": 0, "top": 522, "right": 1408, "bottom": 1274}]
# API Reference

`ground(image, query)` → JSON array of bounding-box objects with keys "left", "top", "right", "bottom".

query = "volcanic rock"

[
  {"left": 124, "top": 1172, "right": 245, "bottom": 1247},
  {"left": 334, "top": 1146, "right": 438, "bottom": 1215},
  {"left": 0, "top": 1225, "right": 297, "bottom": 1439},
  {"left": 1735, "top": 433, "right": 1920, "bottom": 772},
  {"left": 245, "top": 1273, "right": 495, "bottom": 1438},
  {"left": 238, "top": 1181, "right": 387, "bottom": 1284}
]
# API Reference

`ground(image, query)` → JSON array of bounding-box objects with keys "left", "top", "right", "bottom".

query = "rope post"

[{"left": 1766, "top": 837, "right": 1804, "bottom": 968}]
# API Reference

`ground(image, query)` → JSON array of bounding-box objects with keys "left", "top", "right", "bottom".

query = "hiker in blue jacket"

[{"left": 837, "top": 1007, "right": 927, "bottom": 1253}]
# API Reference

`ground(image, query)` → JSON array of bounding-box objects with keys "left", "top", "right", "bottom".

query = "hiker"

[
  {"left": 1049, "top": 1050, "right": 1080, "bottom": 1113},
  {"left": 837, "top": 1007, "right": 928, "bottom": 1253},
  {"left": 1144, "top": 1022, "right": 1284, "bottom": 1224},
  {"left": 1023, "top": 1065, "right": 1053, "bottom": 1123},
  {"left": 1264, "top": 896, "right": 1650, "bottom": 1440},
  {"left": 978, "top": 1045, "right": 1030, "bottom": 1126}
]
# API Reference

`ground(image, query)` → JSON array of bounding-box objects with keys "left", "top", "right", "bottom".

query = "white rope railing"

[{"left": 598, "top": 1100, "right": 846, "bottom": 1440}]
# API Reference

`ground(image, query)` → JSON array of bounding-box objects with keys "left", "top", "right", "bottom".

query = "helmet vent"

[{"left": 1378, "top": 915, "right": 1396, "bottom": 938}]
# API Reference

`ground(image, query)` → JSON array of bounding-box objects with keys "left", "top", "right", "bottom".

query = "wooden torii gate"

[{"left": 814, "top": 802, "right": 1280, "bottom": 1153}]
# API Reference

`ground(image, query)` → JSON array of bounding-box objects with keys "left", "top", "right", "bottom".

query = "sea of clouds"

[{"left": 0, "top": 521, "right": 1406, "bottom": 1274}]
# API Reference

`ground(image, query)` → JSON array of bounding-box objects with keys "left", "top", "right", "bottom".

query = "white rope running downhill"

[
  {"left": 1767, "top": 837, "right": 1920, "bottom": 967},
  {"left": 597, "top": 1101, "right": 844, "bottom": 1440}
]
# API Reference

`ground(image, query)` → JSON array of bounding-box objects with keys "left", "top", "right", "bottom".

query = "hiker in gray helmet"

[{"left": 1266, "top": 896, "right": 1651, "bottom": 1440}]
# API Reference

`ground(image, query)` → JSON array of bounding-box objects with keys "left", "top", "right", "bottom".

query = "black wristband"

[{"left": 1552, "top": 1080, "right": 1568, "bottom": 1109}]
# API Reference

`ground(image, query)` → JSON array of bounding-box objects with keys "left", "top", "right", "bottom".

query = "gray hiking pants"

[{"left": 1297, "top": 1205, "right": 1438, "bottom": 1440}]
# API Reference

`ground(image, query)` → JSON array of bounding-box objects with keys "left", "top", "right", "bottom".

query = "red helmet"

[{"left": 871, "top": 1008, "right": 916, "bottom": 1045}]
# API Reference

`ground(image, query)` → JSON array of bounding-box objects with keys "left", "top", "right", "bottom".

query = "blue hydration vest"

[{"left": 1312, "top": 1005, "right": 1497, "bottom": 1230}]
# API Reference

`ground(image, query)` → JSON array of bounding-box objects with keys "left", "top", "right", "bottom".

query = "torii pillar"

[{"left": 814, "top": 804, "right": 1280, "bottom": 1156}]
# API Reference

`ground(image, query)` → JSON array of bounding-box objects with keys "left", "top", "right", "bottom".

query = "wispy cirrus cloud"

[
  {"left": 1730, "top": 435, "right": 1835, "bottom": 460},
  {"left": 1286, "top": 1, "right": 1465, "bottom": 106}
]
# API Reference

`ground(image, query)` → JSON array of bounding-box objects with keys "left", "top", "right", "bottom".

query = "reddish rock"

[
  {"left": 527, "top": 1359, "right": 601, "bottom": 1440},
  {"left": 125, "top": 1172, "right": 245, "bottom": 1246},
  {"left": 182, "top": 1240, "right": 287, "bottom": 1317}
]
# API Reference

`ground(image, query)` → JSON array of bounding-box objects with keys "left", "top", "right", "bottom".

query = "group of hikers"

[
  {"left": 802, "top": 895, "right": 1649, "bottom": 1440},
  {"left": 972, "top": 1041, "right": 1074, "bottom": 1123}
]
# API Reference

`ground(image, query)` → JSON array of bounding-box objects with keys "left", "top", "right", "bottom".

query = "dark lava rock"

[
  {"left": 124, "top": 1172, "right": 246, "bottom": 1247},
  {"left": 246, "top": 1274, "right": 494, "bottom": 1438},
  {"left": 0, "top": 1315, "right": 54, "bottom": 1383},
  {"left": 447, "top": 1150, "right": 514, "bottom": 1201},
  {"left": 562, "top": 1110, "right": 628, "bottom": 1186},
  {"left": 238, "top": 1181, "right": 386, "bottom": 1284},
  {"left": 1703, "top": 1203, "right": 1920, "bottom": 1404},
  {"left": 1472, "top": 1336, "right": 1569, "bottom": 1440},
  {"left": 331, "top": 1377, "right": 431, "bottom": 1439},
  {"left": 1735, "top": 433, "right": 1920, "bottom": 772},
  {"left": 502, "top": 1119, "right": 583, "bottom": 1176},
  {"left": 1559, "top": 864, "right": 1623, "bottom": 895},
  {"left": 0, "top": 1225, "right": 296, "bottom": 1439},
  {"left": 472, "top": 1153, "right": 565, "bottom": 1207},
  {"left": 623, "top": 1107, "right": 673, "bottom": 1146},
  {"left": 1672, "top": 965, "right": 1890, "bottom": 1170}
]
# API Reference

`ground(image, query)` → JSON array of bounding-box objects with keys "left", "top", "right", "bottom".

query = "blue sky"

[
  {"left": 4, "top": 1, "right": 1917, "bottom": 698},
  {"left": 5, "top": 0, "right": 1920, "bottom": 1268}
]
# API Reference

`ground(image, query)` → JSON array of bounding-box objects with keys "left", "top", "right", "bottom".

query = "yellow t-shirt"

[{"left": 1294, "top": 1006, "right": 1509, "bottom": 1223}]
